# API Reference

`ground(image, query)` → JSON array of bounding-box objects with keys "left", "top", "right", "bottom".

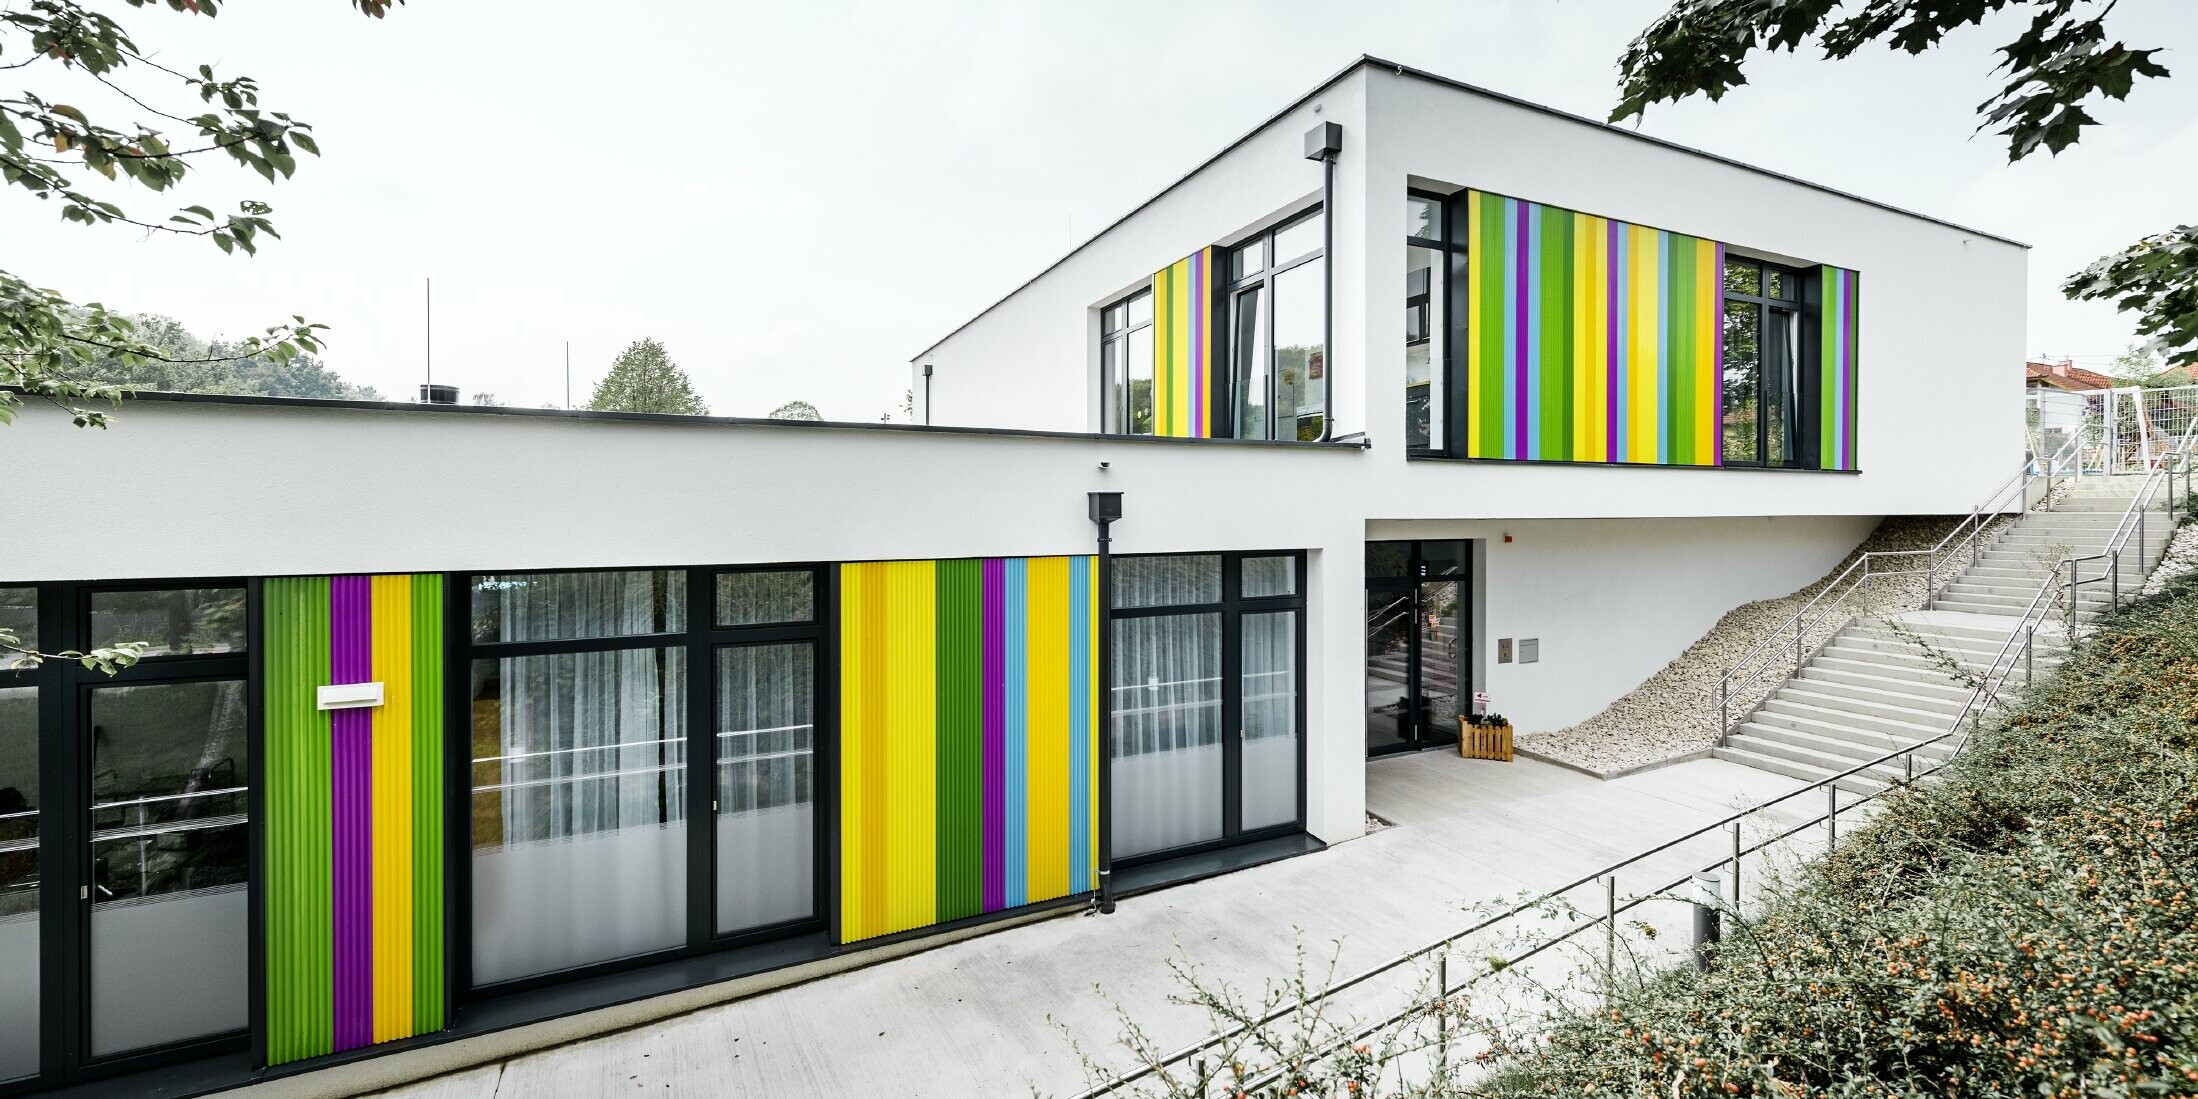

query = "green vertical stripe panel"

[
  {"left": 409, "top": 574, "right": 445, "bottom": 1034},
  {"left": 1822, "top": 267, "right": 1838, "bottom": 469},
  {"left": 1474, "top": 191, "right": 1506, "bottom": 457},
  {"left": 1669, "top": 237, "right": 1696, "bottom": 463},
  {"left": 265, "top": 575, "right": 333, "bottom": 1065},
  {"left": 933, "top": 559, "right": 983, "bottom": 924},
  {"left": 1543, "top": 205, "right": 1572, "bottom": 461}
]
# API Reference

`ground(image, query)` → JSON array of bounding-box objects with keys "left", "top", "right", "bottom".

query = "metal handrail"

[
  {"left": 2060, "top": 413, "right": 2198, "bottom": 629},
  {"left": 1713, "top": 434, "right": 2081, "bottom": 743},
  {"left": 1075, "top": 562, "right": 2080, "bottom": 1099}
]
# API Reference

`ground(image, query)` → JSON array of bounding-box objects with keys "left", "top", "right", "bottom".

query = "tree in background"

[
  {"left": 587, "top": 339, "right": 709, "bottom": 415},
  {"left": 1612, "top": 1, "right": 2189, "bottom": 358},
  {"left": 1, "top": 0, "right": 400, "bottom": 432},
  {"left": 768, "top": 400, "right": 822, "bottom": 420},
  {"left": 68, "top": 313, "right": 379, "bottom": 399}
]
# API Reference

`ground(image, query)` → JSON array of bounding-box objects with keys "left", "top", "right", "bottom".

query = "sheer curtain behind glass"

[
  {"left": 470, "top": 571, "right": 688, "bottom": 985},
  {"left": 715, "top": 644, "right": 813, "bottom": 935},
  {"left": 1240, "top": 611, "right": 1298, "bottom": 832}
]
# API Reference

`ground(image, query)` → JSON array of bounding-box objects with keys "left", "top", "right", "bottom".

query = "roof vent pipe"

[{"left": 419, "top": 384, "right": 460, "bottom": 404}]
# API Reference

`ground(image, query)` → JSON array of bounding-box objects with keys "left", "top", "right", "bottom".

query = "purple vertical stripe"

[
  {"left": 1607, "top": 221, "right": 1624, "bottom": 462},
  {"left": 1838, "top": 271, "right": 1853, "bottom": 469},
  {"left": 330, "top": 575, "right": 373, "bottom": 1052},
  {"left": 1191, "top": 251, "right": 1207, "bottom": 437},
  {"left": 979, "top": 558, "right": 1007, "bottom": 912},
  {"left": 1513, "top": 200, "right": 1530, "bottom": 460}
]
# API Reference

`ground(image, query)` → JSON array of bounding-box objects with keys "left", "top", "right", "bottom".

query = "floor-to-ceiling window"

[
  {"left": 1229, "top": 209, "right": 1328, "bottom": 442},
  {"left": 1721, "top": 257, "right": 1804, "bottom": 466},
  {"left": 467, "top": 570, "right": 690, "bottom": 985},
  {"left": 0, "top": 582, "right": 252, "bottom": 1090},
  {"left": 1405, "top": 192, "right": 1452, "bottom": 453},
  {"left": 1109, "top": 552, "right": 1305, "bottom": 862}
]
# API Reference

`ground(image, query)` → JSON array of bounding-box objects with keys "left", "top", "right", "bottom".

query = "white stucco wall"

[{"left": 1369, "top": 515, "right": 1880, "bottom": 734}]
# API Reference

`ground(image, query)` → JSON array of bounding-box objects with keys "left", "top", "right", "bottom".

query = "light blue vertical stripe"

[
  {"left": 1524, "top": 203, "right": 1543, "bottom": 460},
  {"left": 1004, "top": 558, "right": 1028, "bottom": 909},
  {"left": 1500, "top": 197, "right": 1519, "bottom": 459},
  {"left": 1656, "top": 231, "right": 1672, "bottom": 465},
  {"left": 1068, "top": 556, "right": 1093, "bottom": 891}
]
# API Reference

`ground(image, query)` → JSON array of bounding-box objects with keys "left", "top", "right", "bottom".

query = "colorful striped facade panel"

[
  {"left": 1150, "top": 248, "right": 1214, "bottom": 438},
  {"left": 839, "top": 556, "right": 1099, "bottom": 943},
  {"left": 264, "top": 574, "right": 445, "bottom": 1067},
  {"left": 1464, "top": 190, "right": 1721, "bottom": 466},
  {"left": 1821, "top": 266, "right": 1859, "bottom": 471}
]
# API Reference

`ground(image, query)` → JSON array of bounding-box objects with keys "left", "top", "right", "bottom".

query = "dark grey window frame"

[
  {"left": 1225, "top": 206, "right": 1327, "bottom": 442},
  {"left": 1098, "top": 287, "right": 1155, "bottom": 436},
  {"left": 1721, "top": 255, "right": 1810, "bottom": 469},
  {"left": 1107, "top": 550, "right": 1307, "bottom": 866}
]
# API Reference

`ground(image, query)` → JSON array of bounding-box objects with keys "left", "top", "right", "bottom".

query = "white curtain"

[
  {"left": 471, "top": 571, "right": 688, "bottom": 985},
  {"left": 1110, "top": 613, "right": 1222, "bottom": 858},
  {"left": 1240, "top": 612, "right": 1298, "bottom": 832},
  {"left": 714, "top": 644, "right": 813, "bottom": 935}
]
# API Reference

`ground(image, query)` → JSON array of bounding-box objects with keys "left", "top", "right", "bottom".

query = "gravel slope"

[{"left": 1516, "top": 513, "right": 1993, "bottom": 776}]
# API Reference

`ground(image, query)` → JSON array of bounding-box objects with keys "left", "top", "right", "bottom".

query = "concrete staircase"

[{"left": 1713, "top": 475, "right": 2163, "bottom": 793}]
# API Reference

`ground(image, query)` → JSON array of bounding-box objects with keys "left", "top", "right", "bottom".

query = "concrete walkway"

[{"left": 367, "top": 753, "right": 1821, "bottom": 1099}]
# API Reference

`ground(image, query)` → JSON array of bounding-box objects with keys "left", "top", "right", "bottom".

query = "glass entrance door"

[{"left": 1365, "top": 543, "right": 1471, "bottom": 756}]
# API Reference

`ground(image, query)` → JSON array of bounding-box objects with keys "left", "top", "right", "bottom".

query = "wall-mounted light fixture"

[{"left": 922, "top": 363, "right": 935, "bottom": 425}]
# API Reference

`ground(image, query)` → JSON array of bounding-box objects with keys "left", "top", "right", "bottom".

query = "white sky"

[{"left": 8, "top": 1, "right": 2194, "bottom": 417}]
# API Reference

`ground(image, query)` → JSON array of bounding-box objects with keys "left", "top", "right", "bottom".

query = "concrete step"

[
  {"left": 1934, "top": 597, "right": 2103, "bottom": 622},
  {"left": 1938, "top": 583, "right": 2111, "bottom": 607},
  {"left": 1839, "top": 626, "right": 2065, "bottom": 662},
  {"left": 1713, "top": 739, "right": 1898, "bottom": 795},
  {"left": 1798, "top": 664, "right": 1981, "bottom": 705},
  {"left": 1739, "top": 718, "right": 1958, "bottom": 765},
  {"left": 1777, "top": 680, "right": 1973, "bottom": 720},
  {"left": 1756, "top": 696, "right": 1950, "bottom": 743},
  {"left": 1816, "top": 643, "right": 2057, "bottom": 681}
]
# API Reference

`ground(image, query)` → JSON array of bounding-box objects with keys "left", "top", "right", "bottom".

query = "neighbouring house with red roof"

[{"left": 2025, "top": 357, "right": 2115, "bottom": 392}]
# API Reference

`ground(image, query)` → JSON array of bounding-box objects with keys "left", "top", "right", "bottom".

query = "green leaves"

[
  {"left": 586, "top": 338, "right": 712, "bottom": 415},
  {"left": 2063, "top": 227, "right": 2198, "bottom": 361},
  {"left": 0, "top": 628, "right": 147, "bottom": 675}
]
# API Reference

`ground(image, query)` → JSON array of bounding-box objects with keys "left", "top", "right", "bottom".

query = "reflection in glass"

[
  {"left": 89, "top": 588, "right": 245, "bottom": 656},
  {"left": 715, "top": 644, "right": 814, "bottom": 936},
  {"left": 1364, "top": 589, "right": 1415, "bottom": 755},
  {"left": 1406, "top": 244, "right": 1443, "bottom": 450},
  {"left": 1240, "top": 612, "right": 1298, "bottom": 832},
  {"left": 1230, "top": 241, "right": 1263, "bottom": 281},
  {"left": 1407, "top": 196, "right": 1440, "bottom": 240},
  {"left": 1273, "top": 258, "right": 1327, "bottom": 441},
  {"left": 1414, "top": 581, "right": 1465, "bottom": 733},
  {"left": 1723, "top": 259, "right": 1761, "bottom": 296},
  {"left": 470, "top": 648, "right": 687, "bottom": 984},
  {"left": 1765, "top": 305, "right": 1798, "bottom": 464},
  {"left": 0, "top": 587, "right": 33, "bottom": 652},
  {"left": 1365, "top": 542, "right": 1412, "bottom": 578},
  {"left": 1115, "top": 556, "right": 1221, "bottom": 608},
  {"left": 471, "top": 571, "right": 684, "bottom": 643},
  {"left": 1722, "top": 299, "right": 1761, "bottom": 464},
  {"left": 0, "top": 682, "right": 36, "bottom": 1081},
  {"left": 715, "top": 571, "right": 814, "bottom": 627},
  {"left": 1231, "top": 287, "right": 1269, "bottom": 439},
  {"left": 1272, "top": 210, "right": 1323, "bottom": 265},
  {"left": 1101, "top": 337, "right": 1125, "bottom": 434},
  {"left": 1110, "top": 613, "right": 1222, "bottom": 858},
  {"left": 86, "top": 680, "right": 249, "bottom": 1057},
  {"left": 1128, "top": 324, "right": 1156, "bottom": 435},
  {"left": 1241, "top": 556, "right": 1296, "bottom": 598}
]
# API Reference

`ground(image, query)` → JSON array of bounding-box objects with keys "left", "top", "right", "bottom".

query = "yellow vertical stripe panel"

[
  {"left": 1570, "top": 211, "right": 1590, "bottom": 461},
  {"left": 1464, "top": 195, "right": 1483, "bottom": 456},
  {"left": 1022, "top": 557, "right": 1070, "bottom": 901},
  {"left": 1175, "top": 259, "right": 1193, "bottom": 438},
  {"left": 882, "top": 559, "right": 938, "bottom": 936},
  {"left": 838, "top": 563, "right": 870, "bottom": 940},
  {"left": 367, "top": 574, "right": 415, "bottom": 1044},
  {"left": 1628, "top": 224, "right": 1658, "bottom": 463},
  {"left": 1151, "top": 266, "right": 1173, "bottom": 437},
  {"left": 1696, "top": 236, "right": 1719, "bottom": 464}
]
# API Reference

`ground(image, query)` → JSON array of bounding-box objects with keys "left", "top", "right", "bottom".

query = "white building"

[{"left": 0, "top": 56, "right": 2023, "bottom": 1095}]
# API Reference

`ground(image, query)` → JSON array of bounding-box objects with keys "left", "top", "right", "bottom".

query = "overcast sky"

[{"left": 9, "top": 1, "right": 2194, "bottom": 417}]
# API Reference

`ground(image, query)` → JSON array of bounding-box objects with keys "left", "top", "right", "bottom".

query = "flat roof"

[{"left": 912, "top": 54, "right": 2027, "bottom": 362}]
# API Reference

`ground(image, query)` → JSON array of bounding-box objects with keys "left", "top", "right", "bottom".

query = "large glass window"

[
  {"left": 469, "top": 572, "right": 689, "bottom": 985},
  {"left": 713, "top": 638, "right": 816, "bottom": 937},
  {"left": 1406, "top": 194, "right": 1446, "bottom": 451},
  {"left": 0, "top": 589, "right": 36, "bottom": 1084},
  {"left": 1229, "top": 208, "right": 1327, "bottom": 441},
  {"left": 88, "top": 588, "right": 245, "bottom": 656},
  {"left": 1109, "top": 553, "right": 1305, "bottom": 863},
  {"left": 1101, "top": 289, "right": 1155, "bottom": 435},
  {"left": 87, "top": 680, "right": 250, "bottom": 1057},
  {"left": 1722, "top": 257, "right": 1804, "bottom": 467}
]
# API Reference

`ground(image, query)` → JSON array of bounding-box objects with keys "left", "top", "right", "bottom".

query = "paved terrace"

[{"left": 318, "top": 753, "right": 1822, "bottom": 1099}]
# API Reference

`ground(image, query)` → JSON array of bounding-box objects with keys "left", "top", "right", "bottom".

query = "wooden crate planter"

[{"left": 1458, "top": 717, "right": 1514, "bottom": 761}]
